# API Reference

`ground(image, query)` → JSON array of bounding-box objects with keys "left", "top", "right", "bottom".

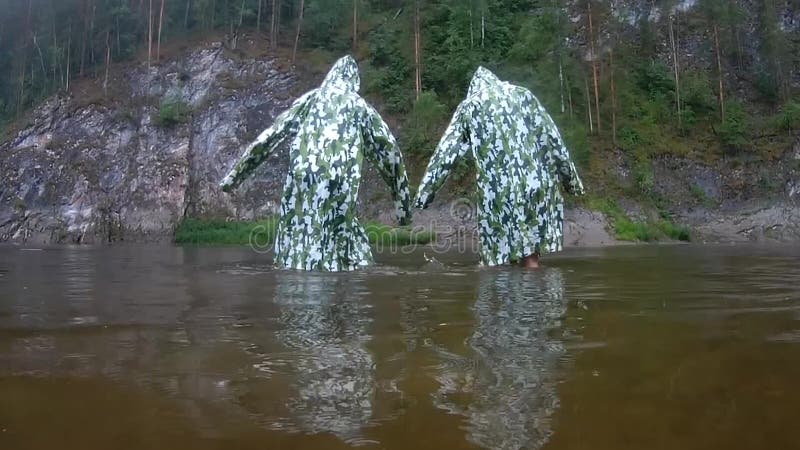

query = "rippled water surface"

[{"left": 1, "top": 244, "right": 799, "bottom": 450}]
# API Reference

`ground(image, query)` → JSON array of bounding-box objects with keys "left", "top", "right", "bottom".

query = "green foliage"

[
  {"left": 586, "top": 197, "right": 690, "bottom": 242},
  {"left": 634, "top": 61, "right": 675, "bottom": 98},
  {"left": 755, "top": 66, "right": 780, "bottom": 103},
  {"left": 403, "top": 91, "right": 448, "bottom": 157},
  {"left": 174, "top": 217, "right": 433, "bottom": 247},
  {"left": 155, "top": 99, "right": 191, "bottom": 127},
  {"left": 364, "top": 223, "right": 435, "bottom": 247},
  {"left": 174, "top": 217, "right": 278, "bottom": 245},
  {"left": 776, "top": 100, "right": 800, "bottom": 133},
  {"left": 717, "top": 101, "right": 748, "bottom": 151},
  {"left": 689, "top": 185, "right": 712, "bottom": 206},
  {"left": 681, "top": 70, "right": 715, "bottom": 115}
]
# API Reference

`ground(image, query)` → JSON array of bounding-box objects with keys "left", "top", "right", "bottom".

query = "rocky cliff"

[{"left": 0, "top": 42, "right": 312, "bottom": 243}]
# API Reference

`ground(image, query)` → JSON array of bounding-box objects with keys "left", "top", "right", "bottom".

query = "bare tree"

[
  {"left": 352, "top": 0, "right": 358, "bottom": 52},
  {"left": 610, "top": 48, "right": 617, "bottom": 146},
  {"left": 103, "top": 29, "right": 111, "bottom": 95},
  {"left": 669, "top": 14, "right": 681, "bottom": 128},
  {"left": 291, "top": 0, "right": 305, "bottom": 65},
  {"left": 271, "top": 0, "right": 280, "bottom": 49},
  {"left": 587, "top": 0, "right": 601, "bottom": 133},
  {"left": 185, "top": 0, "right": 192, "bottom": 29},
  {"left": 66, "top": 24, "right": 72, "bottom": 90},
  {"left": 585, "top": 76, "right": 593, "bottom": 133},
  {"left": 147, "top": 0, "right": 153, "bottom": 68},
  {"left": 257, "top": 0, "right": 262, "bottom": 31},
  {"left": 157, "top": 0, "right": 165, "bottom": 61},
  {"left": 414, "top": 0, "right": 422, "bottom": 99},
  {"left": 713, "top": 24, "right": 725, "bottom": 121}
]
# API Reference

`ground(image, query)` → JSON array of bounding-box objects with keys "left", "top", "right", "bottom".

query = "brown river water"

[{"left": 0, "top": 244, "right": 799, "bottom": 450}]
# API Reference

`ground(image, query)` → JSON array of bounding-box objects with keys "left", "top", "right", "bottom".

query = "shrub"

[
  {"left": 154, "top": 98, "right": 190, "bottom": 127},
  {"left": 717, "top": 102, "right": 748, "bottom": 151},
  {"left": 634, "top": 61, "right": 675, "bottom": 98},
  {"left": 402, "top": 91, "right": 448, "bottom": 158},
  {"left": 777, "top": 100, "right": 800, "bottom": 133},
  {"left": 174, "top": 218, "right": 277, "bottom": 245},
  {"left": 681, "top": 70, "right": 715, "bottom": 115}
]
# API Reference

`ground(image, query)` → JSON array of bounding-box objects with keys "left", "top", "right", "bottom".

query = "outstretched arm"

[
  {"left": 220, "top": 90, "right": 316, "bottom": 192},
  {"left": 414, "top": 102, "right": 471, "bottom": 209},
  {"left": 362, "top": 104, "right": 412, "bottom": 226},
  {"left": 536, "top": 103, "right": 585, "bottom": 195}
]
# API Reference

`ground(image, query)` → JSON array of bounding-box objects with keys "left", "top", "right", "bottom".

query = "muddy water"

[{"left": 1, "top": 244, "right": 799, "bottom": 450}]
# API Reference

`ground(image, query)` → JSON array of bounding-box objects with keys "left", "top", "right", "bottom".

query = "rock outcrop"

[{"left": 1, "top": 43, "right": 302, "bottom": 243}]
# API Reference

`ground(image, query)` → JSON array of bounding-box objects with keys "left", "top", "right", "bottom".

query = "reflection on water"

[
  {"left": 1, "top": 245, "right": 800, "bottom": 450},
  {"left": 272, "top": 273, "right": 375, "bottom": 440},
  {"left": 432, "top": 269, "right": 566, "bottom": 450}
]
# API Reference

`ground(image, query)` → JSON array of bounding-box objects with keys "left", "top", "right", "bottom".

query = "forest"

[{"left": 1, "top": 0, "right": 798, "bottom": 190}]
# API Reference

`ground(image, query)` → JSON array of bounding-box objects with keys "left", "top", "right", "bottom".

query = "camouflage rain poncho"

[
  {"left": 220, "top": 56, "right": 412, "bottom": 271},
  {"left": 415, "top": 67, "right": 584, "bottom": 266}
]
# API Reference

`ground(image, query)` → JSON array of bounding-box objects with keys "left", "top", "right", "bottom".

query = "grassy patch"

[
  {"left": 364, "top": 223, "right": 435, "bottom": 246},
  {"left": 174, "top": 217, "right": 278, "bottom": 245},
  {"left": 585, "top": 196, "right": 691, "bottom": 242},
  {"left": 174, "top": 218, "right": 435, "bottom": 247},
  {"left": 154, "top": 98, "right": 191, "bottom": 127}
]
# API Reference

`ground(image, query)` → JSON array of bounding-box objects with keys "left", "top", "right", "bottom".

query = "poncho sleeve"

[
  {"left": 362, "top": 103, "right": 412, "bottom": 226},
  {"left": 536, "top": 104, "right": 585, "bottom": 196},
  {"left": 220, "top": 89, "right": 317, "bottom": 192},
  {"left": 414, "top": 101, "right": 472, "bottom": 209}
]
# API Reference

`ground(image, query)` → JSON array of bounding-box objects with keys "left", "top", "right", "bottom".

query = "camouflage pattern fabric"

[
  {"left": 220, "top": 56, "right": 412, "bottom": 271},
  {"left": 414, "top": 67, "right": 584, "bottom": 266}
]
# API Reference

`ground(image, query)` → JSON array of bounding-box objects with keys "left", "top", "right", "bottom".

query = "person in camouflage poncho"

[
  {"left": 415, "top": 67, "right": 584, "bottom": 266},
  {"left": 220, "top": 56, "right": 412, "bottom": 271}
]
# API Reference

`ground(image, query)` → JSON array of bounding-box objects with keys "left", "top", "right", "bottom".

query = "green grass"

[
  {"left": 174, "top": 217, "right": 435, "bottom": 247},
  {"left": 174, "top": 217, "right": 278, "bottom": 245},
  {"left": 363, "top": 223, "right": 435, "bottom": 246},
  {"left": 585, "top": 196, "right": 691, "bottom": 242}
]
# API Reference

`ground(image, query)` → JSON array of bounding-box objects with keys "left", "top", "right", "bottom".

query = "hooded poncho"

[
  {"left": 221, "top": 56, "right": 412, "bottom": 271},
  {"left": 415, "top": 67, "right": 584, "bottom": 266}
]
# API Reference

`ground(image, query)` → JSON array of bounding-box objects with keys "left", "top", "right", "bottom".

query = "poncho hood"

[
  {"left": 319, "top": 55, "right": 361, "bottom": 93},
  {"left": 467, "top": 66, "right": 503, "bottom": 98}
]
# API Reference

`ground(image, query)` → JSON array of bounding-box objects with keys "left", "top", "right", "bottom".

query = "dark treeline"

[{"left": 1, "top": 0, "right": 798, "bottom": 172}]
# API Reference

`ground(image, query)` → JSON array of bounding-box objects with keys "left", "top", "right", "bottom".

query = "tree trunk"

[
  {"left": 585, "top": 76, "right": 593, "bottom": 133},
  {"left": 80, "top": 0, "right": 87, "bottom": 76},
  {"left": 610, "top": 48, "right": 617, "bottom": 146},
  {"left": 89, "top": 0, "right": 96, "bottom": 66},
  {"left": 567, "top": 74, "right": 574, "bottom": 119},
  {"left": 104, "top": 30, "right": 111, "bottom": 95},
  {"left": 66, "top": 25, "right": 72, "bottom": 90},
  {"left": 257, "top": 0, "right": 262, "bottom": 31},
  {"left": 291, "top": 0, "right": 305, "bottom": 65},
  {"left": 185, "top": 0, "right": 192, "bottom": 29},
  {"left": 713, "top": 24, "right": 725, "bottom": 122},
  {"left": 352, "top": 0, "right": 358, "bottom": 52},
  {"left": 239, "top": 0, "right": 246, "bottom": 27},
  {"left": 157, "top": 0, "right": 165, "bottom": 62},
  {"left": 52, "top": 12, "right": 59, "bottom": 86},
  {"left": 669, "top": 14, "right": 681, "bottom": 128},
  {"left": 588, "top": 0, "right": 601, "bottom": 133},
  {"left": 469, "top": 6, "right": 474, "bottom": 48},
  {"left": 414, "top": 0, "right": 422, "bottom": 99},
  {"left": 271, "top": 0, "right": 279, "bottom": 49},
  {"left": 481, "top": 6, "right": 485, "bottom": 49},
  {"left": 147, "top": 0, "right": 153, "bottom": 68},
  {"left": 33, "top": 34, "right": 48, "bottom": 83}
]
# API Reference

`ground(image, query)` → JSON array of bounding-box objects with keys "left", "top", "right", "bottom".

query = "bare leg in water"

[{"left": 521, "top": 253, "right": 540, "bottom": 269}]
